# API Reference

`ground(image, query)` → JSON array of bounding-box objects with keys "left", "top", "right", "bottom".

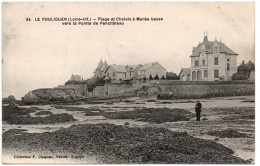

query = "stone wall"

[
  {"left": 153, "top": 80, "right": 255, "bottom": 99},
  {"left": 91, "top": 80, "right": 254, "bottom": 99},
  {"left": 93, "top": 83, "right": 141, "bottom": 97}
]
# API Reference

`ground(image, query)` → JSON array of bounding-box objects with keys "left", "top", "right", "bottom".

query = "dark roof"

[
  {"left": 126, "top": 65, "right": 140, "bottom": 71},
  {"left": 94, "top": 60, "right": 104, "bottom": 72},
  {"left": 110, "top": 65, "right": 127, "bottom": 73},
  {"left": 139, "top": 62, "right": 161, "bottom": 71},
  {"left": 190, "top": 36, "right": 238, "bottom": 57},
  {"left": 210, "top": 42, "right": 238, "bottom": 55}
]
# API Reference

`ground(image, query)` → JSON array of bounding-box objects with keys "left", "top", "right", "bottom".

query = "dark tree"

[
  {"left": 232, "top": 60, "right": 255, "bottom": 80},
  {"left": 149, "top": 74, "right": 153, "bottom": 80},
  {"left": 161, "top": 75, "right": 165, "bottom": 80},
  {"left": 154, "top": 74, "right": 159, "bottom": 80},
  {"left": 166, "top": 71, "right": 180, "bottom": 80},
  {"left": 85, "top": 76, "right": 105, "bottom": 91}
]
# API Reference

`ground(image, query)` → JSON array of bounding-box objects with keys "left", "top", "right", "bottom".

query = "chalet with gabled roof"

[
  {"left": 181, "top": 32, "right": 238, "bottom": 81},
  {"left": 93, "top": 60, "right": 166, "bottom": 83}
]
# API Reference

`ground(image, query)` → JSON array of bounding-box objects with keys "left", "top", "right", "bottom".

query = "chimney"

[{"left": 203, "top": 31, "right": 208, "bottom": 43}]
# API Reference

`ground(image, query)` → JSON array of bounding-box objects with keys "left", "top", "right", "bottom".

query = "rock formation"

[
  {"left": 2, "top": 95, "right": 17, "bottom": 104},
  {"left": 23, "top": 88, "right": 84, "bottom": 104}
]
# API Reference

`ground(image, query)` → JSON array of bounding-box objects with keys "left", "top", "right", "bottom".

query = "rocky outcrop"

[
  {"left": 23, "top": 88, "right": 84, "bottom": 104},
  {"left": 2, "top": 95, "right": 17, "bottom": 104}
]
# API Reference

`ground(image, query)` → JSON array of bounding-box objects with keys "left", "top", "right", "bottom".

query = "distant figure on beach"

[{"left": 195, "top": 100, "right": 202, "bottom": 121}]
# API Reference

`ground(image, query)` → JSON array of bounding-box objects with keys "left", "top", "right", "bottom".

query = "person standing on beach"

[{"left": 195, "top": 100, "right": 202, "bottom": 121}]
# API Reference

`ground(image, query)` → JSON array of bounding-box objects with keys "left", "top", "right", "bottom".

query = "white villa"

[{"left": 180, "top": 33, "right": 238, "bottom": 81}]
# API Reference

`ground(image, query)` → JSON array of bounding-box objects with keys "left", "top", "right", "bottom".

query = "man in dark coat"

[{"left": 195, "top": 100, "right": 202, "bottom": 121}]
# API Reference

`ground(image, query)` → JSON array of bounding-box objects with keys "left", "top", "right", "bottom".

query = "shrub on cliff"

[{"left": 86, "top": 77, "right": 105, "bottom": 91}]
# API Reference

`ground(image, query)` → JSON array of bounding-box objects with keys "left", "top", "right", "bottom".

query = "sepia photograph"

[{"left": 2, "top": 2, "right": 255, "bottom": 164}]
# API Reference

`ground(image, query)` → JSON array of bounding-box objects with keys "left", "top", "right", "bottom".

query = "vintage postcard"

[{"left": 2, "top": 2, "right": 255, "bottom": 164}]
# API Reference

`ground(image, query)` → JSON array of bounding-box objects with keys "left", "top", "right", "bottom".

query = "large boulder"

[{"left": 23, "top": 88, "right": 84, "bottom": 104}]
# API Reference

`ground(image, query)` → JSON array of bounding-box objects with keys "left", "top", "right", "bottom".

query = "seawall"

[
  {"left": 150, "top": 80, "right": 255, "bottom": 99},
  {"left": 91, "top": 80, "right": 255, "bottom": 99}
]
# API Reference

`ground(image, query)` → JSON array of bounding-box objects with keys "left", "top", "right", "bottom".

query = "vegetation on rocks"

[
  {"left": 85, "top": 111, "right": 104, "bottom": 116},
  {"left": 54, "top": 106, "right": 101, "bottom": 112},
  {"left": 207, "top": 129, "right": 249, "bottom": 138},
  {"left": 54, "top": 106, "right": 104, "bottom": 116},
  {"left": 103, "top": 108, "right": 193, "bottom": 124},
  {"left": 2, "top": 104, "right": 76, "bottom": 125},
  {"left": 35, "top": 111, "right": 53, "bottom": 115},
  {"left": 54, "top": 106, "right": 193, "bottom": 124},
  {"left": 2, "top": 123, "right": 246, "bottom": 164},
  {"left": 3, "top": 104, "right": 37, "bottom": 122}
]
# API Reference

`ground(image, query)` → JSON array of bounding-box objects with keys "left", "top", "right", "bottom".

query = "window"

[
  {"left": 227, "top": 63, "right": 230, "bottom": 71},
  {"left": 202, "top": 60, "right": 205, "bottom": 65},
  {"left": 214, "top": 46, "right": 218, "bottom": 53},
  {"left": 125, "top": 73, "right": 126, "bottom": 77},
  {"left": 227, "top": 59, "right": 230, "bottom": 62},
  {"left": 204, "top": 70, "right": 208, "bottom": 78},
  {"left": 107, "top": 73, "right": 110, "bottom": 77},
  {"left": 214, "top": 57, "right": 218, "bottom": 65},
  {"left": 214, "top": 70, "right": 219, "bottom": 78},
  {"left": 195, "top": 61, "right": 199, "bottom": 66},
  {"left": 113, "top": 72, "right": 115, "bottom": 77}
]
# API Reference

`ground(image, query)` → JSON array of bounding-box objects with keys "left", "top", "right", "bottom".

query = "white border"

[{"left": 0, "top": 1, "right": 258, "bottom": 166}]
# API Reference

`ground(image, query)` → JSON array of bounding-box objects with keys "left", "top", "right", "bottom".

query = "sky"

[{"left": 2, "top": 2, "right": 255, "bottom": 99}]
